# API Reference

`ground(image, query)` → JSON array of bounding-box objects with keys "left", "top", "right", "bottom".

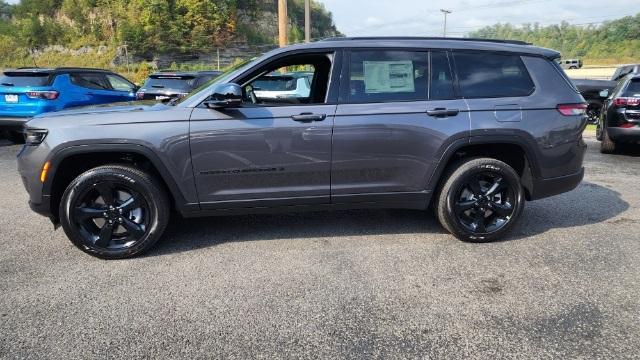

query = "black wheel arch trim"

[
  {"left": 42, "top": 143, "right": 198, "bottom": 217},
  {"left": 426, "top": 132, "right": 542, "bottom": 198}
]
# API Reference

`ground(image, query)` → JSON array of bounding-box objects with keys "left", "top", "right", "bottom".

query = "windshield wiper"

[{"left": 1, "top": 83, "right": 14, "bottom": 86}]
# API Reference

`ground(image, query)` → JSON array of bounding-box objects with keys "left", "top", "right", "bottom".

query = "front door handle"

[
  {"left": 427, "top": 108, "right": 459, "bottom": 117},
  {"left": 291, "top": 113, "right": 327, "bottom": 122}
]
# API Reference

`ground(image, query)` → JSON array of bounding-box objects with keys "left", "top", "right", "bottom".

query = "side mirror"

[
  {"left": 599, "top": 89, "right": 609, "bottom": 98},
  {"left": 204, "top": 83, "right": 242, "bottom": 109}
]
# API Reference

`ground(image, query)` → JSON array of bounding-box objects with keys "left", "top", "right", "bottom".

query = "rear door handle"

[
  {"left": 291, "top": 113, "right": 326, "bottom": 122},
  {"left": 427, "top": 108, "right": 459, "bottom": 117}
]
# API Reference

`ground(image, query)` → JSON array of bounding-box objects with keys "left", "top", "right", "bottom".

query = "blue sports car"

[{"left": 0, "top": 67, "right": 137, "bottom": 142}]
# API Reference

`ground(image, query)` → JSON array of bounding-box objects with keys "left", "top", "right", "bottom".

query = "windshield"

[
  {"left": 173, "top": 59, "right": 255, "bottom": 105},
  {"left": 0, "top": 73, "right": 51, "bottom": 87}
]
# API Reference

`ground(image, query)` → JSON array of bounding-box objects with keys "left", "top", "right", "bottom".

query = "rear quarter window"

[
  {"left": 624, "top": 79, "right": 640, "bottom": 96},
  {"left": 0, "top": 73, "right": 52, "bottom": 87},
  {"left": 453, "top": 52, "right": 535, "bottom": 98}
]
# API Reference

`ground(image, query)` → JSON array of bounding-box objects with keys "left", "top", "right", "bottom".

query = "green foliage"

[{"left": 469, "top": 13, "right": 640, "bottom": 64}]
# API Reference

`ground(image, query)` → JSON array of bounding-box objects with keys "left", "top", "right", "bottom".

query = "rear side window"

[
  {"left": 145, "top": 76, "right": 195, "bottom": 91},
  {"left": 71, "top": 73, "right": 110, "bottom": 90},
  {"left": 348, "top": 50, "right": 428, "bottom": 103},
  {"left": 453, "top": 52, "right": 535, "bottom": 98},
  {"left": 624, "top": 79, "right": 640, "bottom": 96},
  {"left": 0, "top": 73, "right": 51, "bottom": 87}
]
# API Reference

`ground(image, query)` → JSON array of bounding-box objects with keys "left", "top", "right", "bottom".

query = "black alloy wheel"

[
  {"left": 453, "top": 172, "right": 514, "bottom": 234},
  {"left": 73, "top": 182, "right": 149, "bottom": 250},
  {"left": 60, "top": 165, "right": 170, "bottom": 259},
  {"left": 436, "top": 158, "right": 525, "bottom": 242}
]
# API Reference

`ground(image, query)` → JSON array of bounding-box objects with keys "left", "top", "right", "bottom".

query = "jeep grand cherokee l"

[{"left": 17, "top": 37, "right": 587, "bottom": 259}]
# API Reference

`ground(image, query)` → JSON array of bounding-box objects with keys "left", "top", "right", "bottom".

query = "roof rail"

[
  {"left": 321, "top": 36, "right": 531, "bottom": 46},
  {"left": 53, "top": 67, "right": 110, "bottom": 72}
]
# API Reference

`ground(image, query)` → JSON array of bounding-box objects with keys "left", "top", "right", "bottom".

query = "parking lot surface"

[{"left": 0, "top": 134, "right": 639, "bottom": 359}]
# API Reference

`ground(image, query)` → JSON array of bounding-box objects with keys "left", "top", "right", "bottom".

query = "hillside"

[
  {"left": 0, "top": 0, "right": 340, "bottom": 70},
  {"left": 469, "top": 13, "right": 640, "bottom": 64}
]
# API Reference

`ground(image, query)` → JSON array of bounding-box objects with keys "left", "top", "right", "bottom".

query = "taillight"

[
  {"left": 557, "top": 103, "right": 587, "bottom": 116},
  {"left": 26, "top": 90, "right": 59, "bottom": 100},
  {"left": 136, "top": 92, "right": 144, "bottom": 100},
  {"left": 614, "top": 97, "right": 640, "bottom": 106}
]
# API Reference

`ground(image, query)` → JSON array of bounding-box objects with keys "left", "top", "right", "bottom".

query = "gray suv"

[{"left": 17, "top": 37, "right": 587, "bottom": 259}]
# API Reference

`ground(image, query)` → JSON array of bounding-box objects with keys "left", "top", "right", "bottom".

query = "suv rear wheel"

[
  {"left": 435, "top": 158, "right": 525, "bottom": 242},
  {"left": 59, "top": 165, "right": 170, "bottom": 259}
]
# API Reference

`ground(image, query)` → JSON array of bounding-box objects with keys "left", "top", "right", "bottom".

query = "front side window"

[
  {"left": 453, "top": 52, "right": 535, "bottom": 98},
  {"left": 348, "top": 50, "right": 428, "bottom": 103},
  {"left": 106, "top": 74, "right": 135, "bottom": 92},
  {"left": 242, "top": 53, "right": 332, "bottom": 105}
]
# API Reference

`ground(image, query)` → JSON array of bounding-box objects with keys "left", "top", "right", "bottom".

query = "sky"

[{"left": 318, "top": 0, "right": 639, "bottom": 37}]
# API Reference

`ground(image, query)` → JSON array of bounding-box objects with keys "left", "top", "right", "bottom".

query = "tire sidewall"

[
  {"left": 444, "top": 161, "right": 525, "bottom": 242},
  {"left": 60, "top": 167, "right": 165, "bottom": 259}
]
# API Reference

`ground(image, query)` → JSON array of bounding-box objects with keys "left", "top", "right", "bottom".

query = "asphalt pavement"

[{"left": 0, "top": 134, "right": 639, "bottom": 359}]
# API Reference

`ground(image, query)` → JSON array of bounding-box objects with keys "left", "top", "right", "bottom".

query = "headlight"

[{"left": 24, "top": 128, "right": 48, "bottom": 145}]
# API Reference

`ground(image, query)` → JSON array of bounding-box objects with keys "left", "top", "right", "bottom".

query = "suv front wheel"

[
  {"left": 435, "top": 158, "right": 525, "bottom": 242},
  {"left": 59, "top": 165, "right": 170, "bottom": 259}
]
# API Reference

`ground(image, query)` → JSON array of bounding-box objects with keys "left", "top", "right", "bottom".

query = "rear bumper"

[
  {"left": 529, "top": 167, "right": 585, "bottom": 200},
  {"left": 0, "top": 116, "right": 29, "bottom": 130},
  {"left": 607, "top": 127, "right": 640, "bottom": 142}
]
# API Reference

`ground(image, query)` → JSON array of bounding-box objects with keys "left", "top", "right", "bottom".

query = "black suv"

[
  {"left": 136, "top": 70, "right": 222, "bottom": 101},
  {"left": 17, "top": 37, "right": 587, "bottom": 259},
  {"left": 597, "top": 73, "right": 640, "bottom": 153}
]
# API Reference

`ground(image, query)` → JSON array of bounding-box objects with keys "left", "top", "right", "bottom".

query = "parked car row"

[
  {"left": 572, "top": 63, "right": 640, "bottom": 125},
  {"left": 0, "top": 67, "right": 224, "bottom": 142}
]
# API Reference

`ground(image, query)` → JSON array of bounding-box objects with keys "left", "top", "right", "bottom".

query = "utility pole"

[
  {"left": 440, "top": 9, "right": 452, "bottom": 37},
  {"left": 278, "top": 0, "right": 288, "bottom": 47},
  {"left": 304, "top": 0, "right": 311, "bottom": 43}
]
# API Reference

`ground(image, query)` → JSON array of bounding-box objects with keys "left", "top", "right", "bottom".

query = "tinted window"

[
  {"left": 144, "top": 76, "right": 195, "bottom": 91},
  {"left": 430, "top": 52, "right": 455, "bottom": 100},
  {"left": 454, "top": 52, "right": 535, "bottom": 98},
  {"left": 106, "top": 74, "right": 134, "bottom": 92},
  {"left": 253, "top": 75, "right": 298, "bottom": 91},
  {"left": 71, "top": 73, "right": 110, "bottom": 90},
  {"left": 624, "top": 79, "right": 640, "bottom": 96},
  {"left": 0, "top": 73, "right": 51, "bottom": 87},
  {"left": 349, "top": 50, "right": 428, "bottom": 103}
]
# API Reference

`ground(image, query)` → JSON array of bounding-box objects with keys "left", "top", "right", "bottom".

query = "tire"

[
  {"left": 435, "top": 158, "right": 525, "bottom": 243},
  {"left": 600, "top": 127, "right": 616, "bottom": 154},
  {"left": 59, "top": 165, "right": 170, "bottom": 259}
]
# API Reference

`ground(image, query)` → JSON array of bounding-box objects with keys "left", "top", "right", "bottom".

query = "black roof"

[
  {"left": 271, "top": 36, "right": 560, "bottom": 59},
  {"left": 6, "top": 67, "right": 116, "bottom": 74},
  {"left": 322, "top": 36, "right": 531, "bottom": 46}
]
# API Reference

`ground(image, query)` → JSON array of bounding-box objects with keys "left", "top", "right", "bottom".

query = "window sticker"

[{"left": 363, "top": 61, "right": 415, "bottom": 93}]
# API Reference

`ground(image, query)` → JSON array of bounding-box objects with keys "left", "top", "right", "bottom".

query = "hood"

[
  {"left": 32, "top": 100, "right": 163, "bottom": 119},
  {"left": 25, "top": 101, "right": 190, "bottom": 130}
]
